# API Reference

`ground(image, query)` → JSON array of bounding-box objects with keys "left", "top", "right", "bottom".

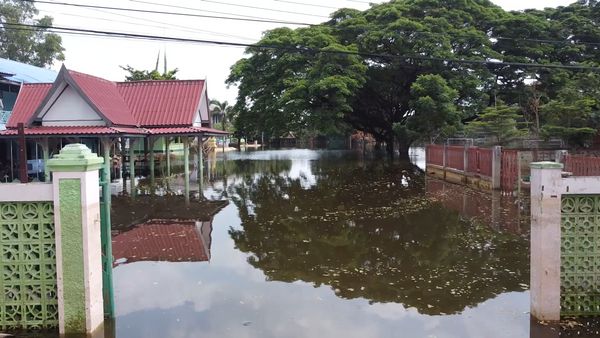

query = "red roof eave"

[{"left": 0, "top": 126, "right": 148, "bottom": 137}]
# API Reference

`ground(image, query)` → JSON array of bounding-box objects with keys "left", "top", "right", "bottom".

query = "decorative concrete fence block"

[
  {"left": 0, "top": 201, "right": 58, "bottom": 330},
  {"left": 530, "top": 161, "right": 600, "bottom": 321}
]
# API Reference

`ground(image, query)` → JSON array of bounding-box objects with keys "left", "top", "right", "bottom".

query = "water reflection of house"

[
  {"left": 112, "top": 220, "right": 212, "bottom": 266},
  {"left": 111, "top": 196, "right": 228, "bottom": 265}
]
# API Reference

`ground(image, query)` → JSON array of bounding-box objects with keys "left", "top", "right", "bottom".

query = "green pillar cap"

[
  {"left": 47, "top": 143, "right": 104, "bottom": 172},
  {"left": 530, "top": 161, "right": 564, "bottom": 169}
]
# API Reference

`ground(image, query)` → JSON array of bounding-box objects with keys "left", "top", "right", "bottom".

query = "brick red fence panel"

[
  {"left": 426, "top": 145, "right": 444, "bottom": 167},
  {"left": 501, "top": 149, "right": 518, "bottom": 193},
  {"left": 478, "top": 148, "right": 493, "bottom": 177},
  {"left": 465, "top": 147, "right": 493, "bottom": 177},
  {"left": 446, "top": 146, "right": 465, "bottom": 171},
  {"left": 565, "top": 155, "right": 600, "bottom": 176}
]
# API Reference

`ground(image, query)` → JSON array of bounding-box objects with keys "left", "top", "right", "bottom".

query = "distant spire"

[
  {"left": 155, "top": 50, "right": 160, "bottom": 72},
  {"left": 163, "top": 48, "right": 167, "bottom": 74}
]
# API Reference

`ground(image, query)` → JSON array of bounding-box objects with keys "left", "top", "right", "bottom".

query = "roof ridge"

[
  {"left": 69, "top": 69, "right": 118, "bottom": 86},
  {"left": 116, "top": 79, "right": 204, "bottom": 85}
]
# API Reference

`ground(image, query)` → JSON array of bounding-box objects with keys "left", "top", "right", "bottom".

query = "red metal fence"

[
  {"left": 446, "top": 146, "right": 465, "bottom": 171},
  {"left": 501, "top": 149, "right": 519, "bottom": 193},
  {"left": 479, "top": 148, "right": 493, "bottom": 177},
  {"left": 466, "top": 147, "right": 493, "bottom": 177},
  {"left": 425, "top": 144, "right": 444, "bottom": 167},
  {"left": 565, "top": 155, "right": 600, "bottom": 176}
]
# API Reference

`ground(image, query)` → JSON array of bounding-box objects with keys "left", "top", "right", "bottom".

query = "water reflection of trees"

[{"left": 229, "top": 161, "right": 529, "bottom": 315}]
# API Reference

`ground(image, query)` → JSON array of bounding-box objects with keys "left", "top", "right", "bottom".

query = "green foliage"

[
  {"left": 467, "top": 105, "right": 526, "bottom": 145},
  {"left": 394, "top": 74, "right": 460, "bottom": 144},
  {"left": 209, "top": 99, "right": 237, "bottom": 132},
  {"left": 227, "top": 25, "right": 366, "bottom": 140},
  {"left": 120, "top": 65, "right": 178, "bottom": 81},
  {"left": 0, "top": 0, "right": 64, "bottom": 67},
  {"left": 540, "top": 71, "right": 600, "bottom": 147}
]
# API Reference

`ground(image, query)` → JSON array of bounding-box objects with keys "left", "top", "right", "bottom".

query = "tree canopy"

[
  {"left": 120, "top": 65, "right": 178, "bottom": 81},
  {"left": 0, "top": 0, "right": 64, "bottom": 67},
  {"left": 227, "top": 0, "right": 600, "bottom": 155}
]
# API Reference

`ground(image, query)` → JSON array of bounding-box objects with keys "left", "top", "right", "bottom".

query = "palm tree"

[{"left": 209, "top": 99, "right": 235, "bottom": 131}]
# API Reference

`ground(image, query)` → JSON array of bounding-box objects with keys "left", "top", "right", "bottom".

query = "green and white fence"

[
  {"left": 530, "top": 162, "right": 600, "bottom": 321},
  {"left": 0, "top": 144, "right": 105, "bottom": 334}
]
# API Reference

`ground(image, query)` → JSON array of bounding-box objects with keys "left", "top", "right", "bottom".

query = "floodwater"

[
  {"left": 18, "top": 149, "right": 583, "bottom": 338},
  {"left": 106, "top": 149, "right": 535, "bottom": 338}
]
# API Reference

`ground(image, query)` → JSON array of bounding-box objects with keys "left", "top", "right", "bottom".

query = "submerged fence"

[
  {"left": 565, "top": 155, "right": 600, "bottom": 176},
  {"left": 427, "top": 144, "right": 600, "bottom": 194},
  {"left": 425, "top": 144, "right": 500, "bottom": 191}
]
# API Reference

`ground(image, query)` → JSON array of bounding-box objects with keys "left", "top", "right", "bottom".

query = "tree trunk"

[
  {"left": 374, "top": 141, "right": 381, "bottom": 151},
  {"left": 397, "top": 141, "right": 410, "bottom": 160},
  {"left": 385, "top": 135, "right": 394, "bottom": 158}
]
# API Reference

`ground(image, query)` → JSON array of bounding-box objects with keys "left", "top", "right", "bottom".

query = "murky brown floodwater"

[{"left": 18, "top": 149, "right": 592, "bottom": 338}]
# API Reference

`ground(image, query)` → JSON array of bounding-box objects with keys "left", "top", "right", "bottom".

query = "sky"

[{"left": 34, "top": 0, "right": 575, "bottom": 103}]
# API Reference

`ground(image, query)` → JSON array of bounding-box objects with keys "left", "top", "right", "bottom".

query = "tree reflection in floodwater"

[{"left": 228, "top": 159, "right": 529, "bottom": 315}]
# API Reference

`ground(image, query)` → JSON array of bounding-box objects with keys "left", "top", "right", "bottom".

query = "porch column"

[
  {"left": 165, "top": 136, "right": 171, "bottom": 177},
  {"left": 183, "top": 136, "right": 190, "bottom": 203},
  {"left": 40, "top": 137, "right": 50, "bottom": 182},
  {"left": 148, "top": 136, "right": 156, "bottom": 192},
  {"left": 17, "top": 123, "right": 27, "bottom": 182},
  {"left": 129, "top": 138, "right": 136, "bottom": 199},
  {"left": 197, "top": 134, "right": 204, "bottom": 184}
]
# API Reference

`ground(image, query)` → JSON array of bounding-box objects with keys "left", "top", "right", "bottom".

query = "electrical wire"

[
  {"left": 31, "top": 0, "right": 600, "bottom": 50},
  {"left": 126, "top": 0, "right": 312, "bottom": 22},
  {"left": 4, "top": 22, "right": 600, "bottom": 72},
  {"left": 39, "top": 9, "right": 258, "bottom": 41},
  {"left": 193, "top": 0, "right": 329, "bottom": 18},
  {"left": 25, "top": 0, "right": 316, "bottom": 26}
]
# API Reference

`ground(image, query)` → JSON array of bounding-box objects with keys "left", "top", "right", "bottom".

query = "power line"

[
  {"left": 26, "top": 0, "right": 315, "bottom": 26},
  {"left": 4, "top": 22, "right": 600, "bottom": 72},
  {"left": 272, "top": 0, "right": 339, "bottom": 10},
  {"left": 193, "top": 0, "right": 329, "bottom": 18},
  {"left": 28, "top": 0, "right": 600, "bottom": 49},
  {"left": 39, "top": 9, "right": 258, "bottom": 41},
  {"left": 127, "top": 0, "right": 311, "bottom": 22}
]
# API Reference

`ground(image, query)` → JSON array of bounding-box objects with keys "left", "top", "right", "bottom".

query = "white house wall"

[
  {"left": 42, "top": 85, "right": 105, "bottom": 126},
  {"left": 193, "top": 89, "right": 209, "bottom": 127}
]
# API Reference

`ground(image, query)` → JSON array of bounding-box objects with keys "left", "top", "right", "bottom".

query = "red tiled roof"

[
  {"left": 67, "top": 70, "right": 137, "bottom": 126},
  {"left": 112, "top": 221, "right": 210, "bottom": 265},
  {"left": 6, "top": 83, "right": 52, "bottom": 128},
  {"left": 0, "top": 126, "right": 147, "bottom": 136},
  {"left": 117, "top": 80, "right": 205, "bottom": 127}
]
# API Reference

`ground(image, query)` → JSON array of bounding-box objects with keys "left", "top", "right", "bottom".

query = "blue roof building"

[
  {"left": 0, "top": 58, "right": 57, "bottom": 84},
  {"left": 0, "top": 58, "right": 57, "bottom": 128}
]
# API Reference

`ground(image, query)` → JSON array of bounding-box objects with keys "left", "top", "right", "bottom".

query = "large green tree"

[
  {"left": 228, "top": 0, "right": 600, "bottom": 156},
  {"left": 228, "top": 0, "right": 501, "bottom": 158},
  {"left": 0, "top": 0, "right": 64, "bottom": 67}
]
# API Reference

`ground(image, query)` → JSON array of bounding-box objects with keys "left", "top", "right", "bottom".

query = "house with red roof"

[{"left": 0, "top": 65, "right": 227, "bottom": 193}]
